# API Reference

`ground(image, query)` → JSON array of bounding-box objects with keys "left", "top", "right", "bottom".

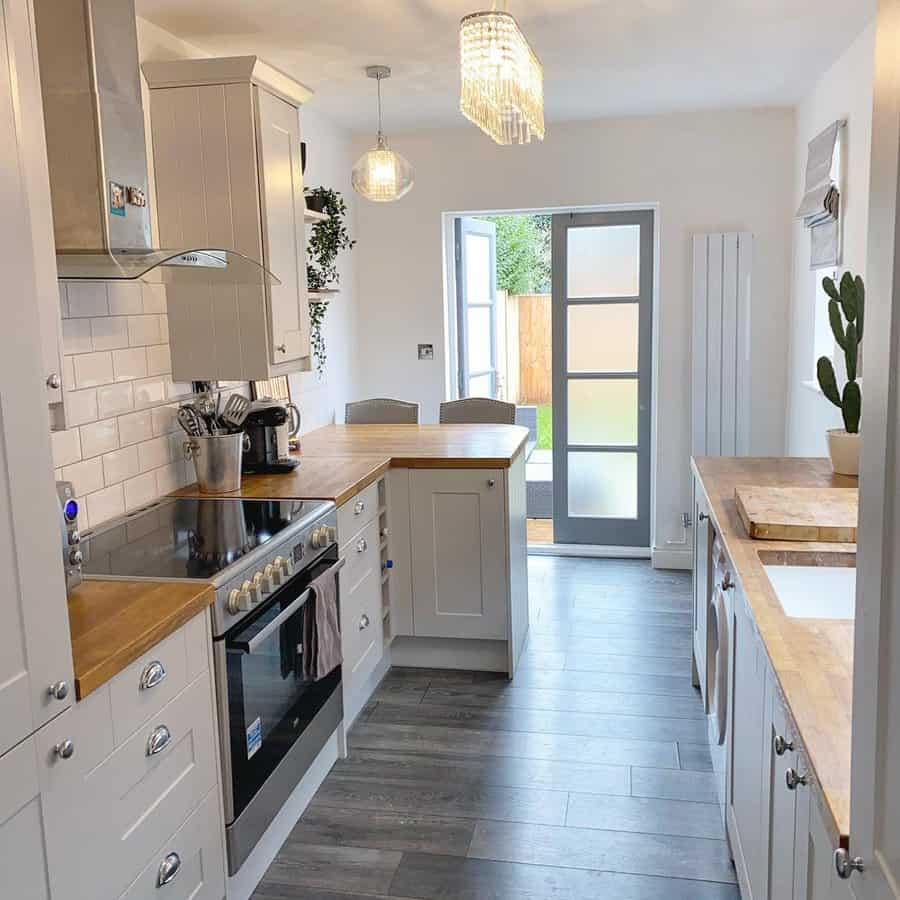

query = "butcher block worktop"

[
  {"left": 174, "top": 424, "right": 529, "bottom": 502},
  {"left": 693, "top": 456, "right": 857, "bottom": 841},
  {"left": 67, "top": 579, "right": 214, "bottom": 699}
]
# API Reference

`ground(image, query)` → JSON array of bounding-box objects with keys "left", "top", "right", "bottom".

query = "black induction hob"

[{"left": 80, "top": 497, "right": 332, "bottom": 583}]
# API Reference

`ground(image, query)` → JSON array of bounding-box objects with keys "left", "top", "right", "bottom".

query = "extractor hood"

[{"left": 33, "top": 0, "right": 274, "bottom": 285}]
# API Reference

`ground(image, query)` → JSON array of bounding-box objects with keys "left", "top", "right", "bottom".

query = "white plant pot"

[{"left": 826, "top": 428, "right": 860, "bottom": 476}]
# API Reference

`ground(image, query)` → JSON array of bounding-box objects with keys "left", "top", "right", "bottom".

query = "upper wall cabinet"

[{"left": 143, "top": 57, "right": 315, "bottom": 382}]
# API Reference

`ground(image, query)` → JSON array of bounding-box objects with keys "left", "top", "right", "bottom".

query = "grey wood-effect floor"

[{"left": 252, "top": 557, "right": 738, "bottom": 900}]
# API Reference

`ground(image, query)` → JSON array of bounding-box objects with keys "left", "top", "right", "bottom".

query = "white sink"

[{"left": 763, "top": 563, "right": 856, "bottom": 620}]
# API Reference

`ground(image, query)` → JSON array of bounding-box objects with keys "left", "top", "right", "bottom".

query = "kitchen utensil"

[
  {"left": 177, "top": 406, "right": 204, "bottom": 437},
  {"left": 219, "top": 394, "right": 252, "bottom": 432},
  {"left": 195, "top": 393, "right": 220, "bottom": 435},
  {"left": 184, "top": 432, "right": 250, "bottom": 493}
]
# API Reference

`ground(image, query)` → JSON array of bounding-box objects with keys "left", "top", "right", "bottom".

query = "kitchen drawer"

[
  {"left": 119, "top": 788, "right": 225, "bottom": 900},
  {"left": 341, "top": 564, "right": 383, "bottom": 686},
  {"left": 39, "top": 672, "right": 218, "bottom": 900},
  {"left": 109, "top": 612, "right": 209, "bottom": 745},
  {"left": 340, "top": 519, "right": 380, "bottom": 594},
  {"left": 338, "top": 481, "right": 379, "bottom": 538}
]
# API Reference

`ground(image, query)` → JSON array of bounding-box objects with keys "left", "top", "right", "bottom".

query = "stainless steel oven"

[{"left": 215, "top": 547, "right": 344, "bottom": 873}]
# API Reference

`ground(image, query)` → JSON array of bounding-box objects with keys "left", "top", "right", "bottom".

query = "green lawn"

[{"left": 537, "top": 403, "right": 553, "bottom": 449}]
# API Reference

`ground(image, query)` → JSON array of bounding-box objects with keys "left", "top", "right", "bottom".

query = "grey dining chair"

[
  {"left": 345, "top": 398, "right": 420, "bottom": 424},
  {"left": 439, "top": 398, "right": 516, "bottom": 425}
]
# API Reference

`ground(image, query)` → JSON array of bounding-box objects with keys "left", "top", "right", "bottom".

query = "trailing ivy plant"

[
  {"left": 305, "top": 186, "right": 356, "bottom": 376},
  {"left": 817, "top": 271, "right": 864, "bottom": 433}
]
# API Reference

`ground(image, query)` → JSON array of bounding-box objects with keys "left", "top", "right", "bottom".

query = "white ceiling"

[{"left": 136, "top": 0, "right": 875, "bottom": 133}]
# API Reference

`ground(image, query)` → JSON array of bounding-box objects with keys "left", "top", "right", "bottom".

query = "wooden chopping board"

[{"left": 734, "top": 485, "right": 858, "bottom": 543}]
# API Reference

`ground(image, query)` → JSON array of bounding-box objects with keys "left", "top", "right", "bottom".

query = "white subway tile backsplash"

[
  {"left": 90, "top": 317, "right": 129, "bottom": 351},
  {"left": 102, "top": 445, "right": 140, "bottom": 486},
  {"left": 62, "top": 355, "right": 75, "bottom": 391},
  {"left": 146, "top": 344, "right": 171, "bottom": 376},
  {"left": 156, "top": 461, "right": 183, "bottom": 496},
  {"left": 51, "top": 429, "right": 82, "bottom": 468},
  {"left": 86, "top": 483, "right": 124, "bottom": 525},
  {"left": 151, "top": 404, "right": 178, "bottom": 436},
  {"left": 128, "top": 315, "right": 162, "bottom": 347},
  {"left": 106, "top": 283, "right": 143, "bottom": 316},
  {"left": 58, "top": 284, "right": 69, "bottom": 318},
  {"left": 112, "top": 347, "right": 148, "bottom": 382},
  {"left": 124, "top": 471, "right": 157, "bottom": 511},
  {"left": 134, "top": 376, "right": 167, "bottom": 408},
  {"left": 167, "top": 380, "right": 193, "bottom": 401},
  {"left": 73, "top": 351, "right": 114, "bottom": 388},
  {"left": 138, "top": 435, "right": 172, "bottom": 472},
  {"left": 61, "top": 457, "right": 104, "bottom": 496},
  {"left": 61, "top": 318, "right": 92, "bottom": 355},
  {"left": 118, "top": 408, "right": 153, "bottom": 445},
  {"left": 66, "top": 282, "right": 108, "bottom": 318},
  {"left": 141, "top": 283, "right": 167, "bottom": 314},
  {"left": 66, "top": 388, "right": 98, "bottom": 426},
  {"left": 159, "top": 314, "right": 169, "bottom": 342},
  {"left": 80, "top": 417, "right": 119, "bottom": 458},
  {"left": 97, "top": 381, "right": 134, "bottom": 418}
]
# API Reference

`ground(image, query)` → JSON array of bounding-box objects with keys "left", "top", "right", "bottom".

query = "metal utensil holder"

[{"left": 184, "top": 432, "right": 250, "bottom": 494}]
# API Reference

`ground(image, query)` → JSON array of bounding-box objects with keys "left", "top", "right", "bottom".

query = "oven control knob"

[
  {"left": 241, "top": 579, "right": 258, "bottom": 608},
  {"left": 310, "top": 527, "right": 327, "bottom": 549},
  {"left": 226, "top": 589, "right": 243, "bottom": 614},
  {"left": 256, "top": 568, "right": 273, "bottom": 594},
  {"left": 247, "top": 576, "right": 263, "bottom": 605},
  {"left": 270, "top": 559, "right": 284, "bottom": 587}
]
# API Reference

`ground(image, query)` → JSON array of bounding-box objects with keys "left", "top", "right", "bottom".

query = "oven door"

[{"left": 221, "top": 550, "right": 342, "bottom": 822}]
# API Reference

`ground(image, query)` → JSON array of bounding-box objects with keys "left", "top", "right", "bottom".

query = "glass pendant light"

[
  {"left": 351, "top": 66, "right": 414, "bottom": 202},
  {"left": 459, "top": 1, "right": 545, "bottom": 145}
]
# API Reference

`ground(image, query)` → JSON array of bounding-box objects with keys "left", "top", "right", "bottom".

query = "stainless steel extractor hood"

[{"left": 33, "top": 0, "right": 274, "bottom": 284}]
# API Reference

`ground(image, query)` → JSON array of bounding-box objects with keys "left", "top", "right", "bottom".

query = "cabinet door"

[
  {"left": 765, "top": 671, "right": 799, "bottom": 899},
  {"left": 409, "top": 469, "right": 509, "bottom": 640},
  {"left": 0, "top": 0, "right": 73, "bottom": 756},
  {"left": 728, "top": 586, "right": 768, "bottom": 899},
  {"left": 692, "top": 478, "right": 711, "bottom": 699},
  {"left": 256, "top": 87, "right": 308, "bottom": 364},
  {"left": 797, "top": 781, "right": 852, "bottom": 900},
  {"left": 0, "top": 738, "right": 51, "bottom": 900}
]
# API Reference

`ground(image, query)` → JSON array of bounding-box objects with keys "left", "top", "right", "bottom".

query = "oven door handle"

[{"left": 242, "top": 557, "right": 345, "bottom": 655}]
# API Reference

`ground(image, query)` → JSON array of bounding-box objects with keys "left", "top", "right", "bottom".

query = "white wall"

[
  {"left": 289, "top": 107, "right": 360, "bottom": 433},
  {"left": 352, "top": 109, "right": 795, "bottom": 559},
  {"left": 785, "top": 24, "right": 875, "bottom": 456}
]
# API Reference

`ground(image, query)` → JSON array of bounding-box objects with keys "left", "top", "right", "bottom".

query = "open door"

[{"left": 455, "top": 217, "right": 498, "bottom": 398}]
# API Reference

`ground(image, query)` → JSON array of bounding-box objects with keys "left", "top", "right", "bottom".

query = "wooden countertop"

[
  {"left": 174, "top": 424, "right": 529, "bottom": 504},
  {"left": 67, "top": 579, "right": 214, "bottom": 699},
  {"left": 692, "top": 456, "right": 857, "bottom": 842}
]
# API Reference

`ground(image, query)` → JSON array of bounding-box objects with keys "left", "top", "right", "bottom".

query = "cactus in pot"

[{"left": 817, "top": 271, "right": 864, "bottom": 475}]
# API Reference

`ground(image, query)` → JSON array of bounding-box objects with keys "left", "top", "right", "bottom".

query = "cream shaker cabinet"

[
  {"left": 408, "top": 468, "right": 509, "bottom": 640},
  {"left": 143, "top": 57, "right": 313, "bottom": 382}
]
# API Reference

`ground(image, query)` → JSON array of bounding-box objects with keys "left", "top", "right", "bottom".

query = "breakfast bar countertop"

[
  {"left": 67, "top": 579, "right": 214, "bottom": 700},
  {"left": 692, "top": 456, "right": 857, "bottom": 843}
]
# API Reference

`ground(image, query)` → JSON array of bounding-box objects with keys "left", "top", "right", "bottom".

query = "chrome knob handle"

[
  {"left": 68, "top": 549, "right": 84, "bottom": 566},
  {"left": 146, "top": 724, "right": 173, "bottom": 757},
  {"left": 487, "top": 478, "right": 496, "bottom": 487},
  {"left": 157, "top": 851, "right": 181, "bottom": 887},
  {"left": 354, "top": 499, "right": 365, "bottom": 515},
  {"left": 139, "top": 660, "right": 166, "bottom": 691},
  {"left": 720, "top": 574, "right": 735, "bottom": 591},
  {"left": 67, "top": 530, "right": 81, "bottom": 546},
  {"left": 46, "top": 372, "right": 61, "bottom": 389},
  {"left": 47, "top": 680, "right": 69, "bottom": 701},
  {"left": 785, "top": 768, "right": 808, "bottom": 790},
  {"left": 275, "top": 343, "right": 287, "bottom": 353},
  {"left": 834, "top": 848, "right": 865, "bottom": 880},
  {"left": 774, "top": 734, "right": 795, "bottom": 756},
  {"left": 357, "top": 538, "right": 367, "bottom": 553},
  {"left": 698, "top": 512, "right": 709, "bottom": 522},
  {"left": 54, "top": 739, "right": 75, "bottom": 760},
  {"left": 359, "top": 614, "right": 370, "bottom": 630}
]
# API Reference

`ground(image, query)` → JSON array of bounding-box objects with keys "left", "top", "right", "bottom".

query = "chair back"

[
  {"left": 439, "top": 398, "right": 516, "bottom": 425},
  {"left": 345, "top": 398, "right": 420, "bottom": 424}
]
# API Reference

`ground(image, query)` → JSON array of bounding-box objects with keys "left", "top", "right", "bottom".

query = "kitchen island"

[{"left": 692, "top": 456, "right": 856, "bottom": 900}]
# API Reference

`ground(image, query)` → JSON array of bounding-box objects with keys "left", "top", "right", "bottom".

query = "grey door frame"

[
  {"left": 551, "top": 209, "right": 654, "bottom": 546},
  {"left": 454, "top": 217, "right": 498, "bottom": 399}
]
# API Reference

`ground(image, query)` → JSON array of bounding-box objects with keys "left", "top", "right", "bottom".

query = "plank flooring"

[{"left": 252, "top": 557, "right": 737, "bottom": 899}]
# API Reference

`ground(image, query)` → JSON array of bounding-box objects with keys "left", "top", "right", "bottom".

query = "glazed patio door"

[{"left": 551, "top": 209, "right": 653, "bottom": 546}]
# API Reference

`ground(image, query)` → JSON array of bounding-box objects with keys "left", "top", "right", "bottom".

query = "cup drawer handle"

[
  {"left": 356, "top": 538, "right": 368, "bottom": 553},
  {"left": 354, "top": 500, "right": 365, "bottom": 515},
  {"left": 359, "top": 614, "right": 370, "bottom": 631},
  {"left": 157, "top": 851, "right": 181, "bottom": 887},
  {"left": 146, "top": 724, "right": 173, "bottom": 757},
  {"left": 140, "top": 660, "right": 167, "bottom": 691}
]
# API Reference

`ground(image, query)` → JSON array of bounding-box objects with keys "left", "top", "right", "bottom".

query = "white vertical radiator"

[{"left": 691, "top": 232, "right": 753, "bottom": 457}]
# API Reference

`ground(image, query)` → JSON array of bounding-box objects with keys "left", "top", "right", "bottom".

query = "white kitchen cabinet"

[
  {"left": 143, "top": 56, "right": 314, "bottom": 381},
  {"left": 793, "top": 777, "right": 853, "bottom": 900},
  {"left": 409, "top": 468, "right": 509, "bottom": 640},
  {"left": 727, "top": 583, "right": 769, "bottom": 900},
  {"left": 0, "top": 0, "right": 74, "bottom": 758},
  {"left": 0, "top": 737, "right": 51, "bottom": 900},
  {"left": 692, "top": 477, "right": 712, "bottom": 699}
]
